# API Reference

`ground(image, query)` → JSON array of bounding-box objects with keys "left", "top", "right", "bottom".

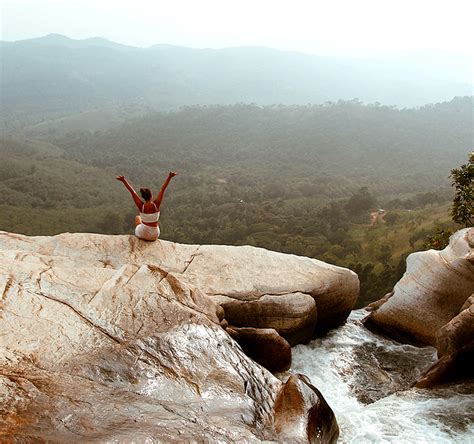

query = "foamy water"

[{"left": 292, "top": 310, "right": 474, "bottom": 443}]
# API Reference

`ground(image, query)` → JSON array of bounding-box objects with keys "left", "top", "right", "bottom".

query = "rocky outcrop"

[
  {"left": 364, "top": 228, "right": 474, "bottom": 388},
  {"left": 175, "top": 243, "right": 358, "bottom": 337},
  {"left": 0, "top": 232, "right": 359, "bottom": 346},
  {"left": 0, "top": 231, "right": 341, "bottom": 442},
  {"left": 365, "top": 228, "right": 474, "bottom": 346}
]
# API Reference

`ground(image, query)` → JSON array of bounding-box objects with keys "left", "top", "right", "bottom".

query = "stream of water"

[{"left": 292, "top": 310, "right": 474, "bottom": 443}]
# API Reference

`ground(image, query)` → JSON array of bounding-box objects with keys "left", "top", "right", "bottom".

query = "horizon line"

[{"left": 3, "top": 33, "right": 474, "bottom": 60}]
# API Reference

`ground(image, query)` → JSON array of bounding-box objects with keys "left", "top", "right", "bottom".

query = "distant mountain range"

[{"left": 1, "top": 34, "right": 472, "bottom": 130}]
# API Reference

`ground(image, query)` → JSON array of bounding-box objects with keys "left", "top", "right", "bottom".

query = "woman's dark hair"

[{"left": 140, "top": 188, "right": 152, "bottom": 201}]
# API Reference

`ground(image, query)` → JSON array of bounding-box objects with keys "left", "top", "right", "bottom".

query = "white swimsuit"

[{"left": 135, "top": 202, "right": 160, "bottom": 241}]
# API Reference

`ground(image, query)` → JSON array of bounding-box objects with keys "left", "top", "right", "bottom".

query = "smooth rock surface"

[
  {"left": 0, "top": 231, "right": 341, "bottom": 441},
  {"left": 181, "top": 244, "right": 359, "bottom": 336},
  {"left": 0, "top": 231, "right": 359, "bottom": 344},
  {"left": 216, "top": 293, "right": 317, "bottom": 346},
  {"left": 273, "top": 374, "right": 339, "bottom": 444},
  {"left": 226, "top": 327, "right": 292, "bottom": 373},
  {"left": 366, "top": 228, "right": 474, "bottom": 345}
]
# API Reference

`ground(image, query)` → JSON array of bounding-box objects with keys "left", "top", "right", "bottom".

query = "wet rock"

[
  {"left": 0, "top": 253, "right": 274, "bottom": 441},
  {"left": 226, "top": 327, "right": 291, "bottom": 373},
  {"left": 366, "top": 228, "right": 474, "bottom": 345},
  {"left": 0, "top": 231, "right": 340, "bottom": 441},
  {"left": 460, "top": 293, "right": 474, "bottom": 312},
  {"left": 215, "top": 304, "right": 225, "bottom": 321},
  {"left": 273, "top": 374, "right": 339, "bottom": 444},
  {"left": 365, "top": 229, "right": 474, "bottom": 388},
  {"left": 415, "top": 344, "right": 474, "bottom": 388},
  {"left": 348, "top": 341, "right": 436, "bottom": 404},
  {"left": 415, "top": 295, "right": 474, "bottom": 387}
]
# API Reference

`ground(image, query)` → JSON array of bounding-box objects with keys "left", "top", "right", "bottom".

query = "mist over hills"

[{"left": 1, "top": 34, "right": 472, "bottom": 131}]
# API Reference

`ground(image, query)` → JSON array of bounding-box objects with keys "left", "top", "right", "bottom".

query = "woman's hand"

[
  {"left": 169, "top": 172, "right": 178, "bottom": 178},
  {"left": 116, "top": 175, "right": 125, "bottom": 182}
]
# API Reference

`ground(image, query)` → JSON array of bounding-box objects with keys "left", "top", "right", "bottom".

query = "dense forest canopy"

[
  {"left": 3, "top": 99, "right": 471, "bottom": 208},
  {"left": 57, "top": 98, "right": 472, "bottom": 199},
  {"left": 1, "top": 99, "right": 471, "bottom": 305}
]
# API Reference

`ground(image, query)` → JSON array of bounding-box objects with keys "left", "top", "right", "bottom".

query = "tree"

[
  {"left": 424, "top": 227, "right": 453, "bottom": 250},
  {"left": 384, "top": 212, "right": 399, "bottom": 226},
  {"left": 422, "top": 152, "right": 472, "bottom": 250},
  {"left": 346, "top": 187, "right": 376, "bottom": 216},
  {"left": 450, "top": 152, "right": 473, "bottom": 227}
]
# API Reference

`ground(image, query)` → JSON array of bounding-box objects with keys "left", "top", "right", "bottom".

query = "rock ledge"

[{"left": 0, "top": 232, "right": 350, "bottom": 442}]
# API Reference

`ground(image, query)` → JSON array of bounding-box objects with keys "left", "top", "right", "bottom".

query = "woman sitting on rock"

[{"left": 116, "top": 172, "right": 177, "bottom": 241}]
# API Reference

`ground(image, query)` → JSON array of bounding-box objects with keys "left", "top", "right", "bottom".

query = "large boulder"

[
  {"left": 364, "top": 228, "right": 474, "bottom": 388},
  {"left": 178, "top": 244, "right": 358, "bottom": 337},
  {"left": 365, "top": 228, "right": 474, "bottom": 345},
  {"left": 0, "top": 231, "right": 359, "bottom": 345},
  {"left": 0, "top": 231, "right": 339, "bottom": 441},
  {"left": 273, "top": 374, "right": 339, "bottom": 444}
]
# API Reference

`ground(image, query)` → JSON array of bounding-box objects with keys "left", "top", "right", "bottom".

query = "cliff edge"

[{"left": 0, "top": 232, "right": 357, "bottom": 442}]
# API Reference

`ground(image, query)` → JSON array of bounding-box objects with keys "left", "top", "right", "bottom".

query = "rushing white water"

[{"left": 292, "top": 310, "right": 474, "bottom": 443}]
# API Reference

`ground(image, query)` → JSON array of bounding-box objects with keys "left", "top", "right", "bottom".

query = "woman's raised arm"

[
  {"left": 154, "top": 172, "right": 177, "bottom": 209},
  {"left": 116, "top": 175, "right": 143, "bottom": 209}
]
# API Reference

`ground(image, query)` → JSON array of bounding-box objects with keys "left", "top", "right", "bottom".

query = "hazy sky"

[{"left": 1, "top": 0, "right": 474, "bottom": 58}]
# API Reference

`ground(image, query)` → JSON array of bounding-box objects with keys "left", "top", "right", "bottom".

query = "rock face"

[
  {"left": 436, "top": 295, "right": 474, "bottom": 357},
  {"left": 186, "top": 245, "right": 359, "bottom": 340},
  {"left": 0, "top": 231, "right": 342, "bottom": 442},
  {"left": 415, "top": 293, "right": 474, "bottom": 388},
  {"left": 414, "top": 343, "right": 474, "bottom": 388},
  {"left": 0, "top": 231, "right": 359, "bottom": 346},
  {"left": 217, "top": 292, "right": 317, "bottom": 346},
  {"left": 365, "top": 228, "right": 474, "bottom": 388},
  {"left": 366, "top": 228, "right": 474, "bottom": 346}
]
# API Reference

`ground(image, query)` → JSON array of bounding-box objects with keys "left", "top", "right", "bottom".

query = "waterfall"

[{"left": 292, "top": 310, "right": 474, "bottom": 443}]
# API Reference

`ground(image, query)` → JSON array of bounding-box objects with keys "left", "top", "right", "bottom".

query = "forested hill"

[
  {"left": 1, "top": 99, "right": 470, "bottom": 221},
  {"left": 2, "top": 34, "right": 472, "bottom": 130},
  {"left": 58, "top": 98, "right": 472, "bottom": 201}
]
